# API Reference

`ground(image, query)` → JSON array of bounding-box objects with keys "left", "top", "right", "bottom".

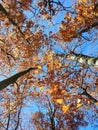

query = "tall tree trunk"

[{"left": 0, "top": 67, "right": 37, "bottom": 91}]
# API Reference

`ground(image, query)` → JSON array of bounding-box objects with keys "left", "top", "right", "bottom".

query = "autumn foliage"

[{"left": 0, "top": 0, "right": 98, "bottom": 130}]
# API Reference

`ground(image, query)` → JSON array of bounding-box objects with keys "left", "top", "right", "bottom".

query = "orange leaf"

[
  {"left": 39, "top": 86, "right": 44, "bottom": 90},
  {"left": 56, "top": 99, "right": 63, "bottom": 104},
  {"left": 76, "top": 103, "right": 82, "bottom": 108},
  {"left": 62, "top": 105, "right": 69, "bottom": 113}
]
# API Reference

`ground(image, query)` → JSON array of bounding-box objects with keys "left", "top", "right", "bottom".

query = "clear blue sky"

[{"left": 80, "top": 125, "right": 98, "bottom": 130}]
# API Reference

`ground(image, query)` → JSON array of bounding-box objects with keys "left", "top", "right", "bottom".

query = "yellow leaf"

[
  {"left": 77, "top": 103, "right": 82, "bottom": 108},
  {"left": 33, "top": 56, "right": 38, "bottom": 61},
  {"left": 14, "top": 47, "right": 19, "bottom": 58},
  {"left": 6, "top": 110, "right": 9, "bottom": 114},
  {"left": 37, "top": 65, "right": 42, "bottom": 69},
  {"left": 34, "top": 69, "right": 39, "bottom": 74},
  {"left": 95, "top": 102, "right": 98, "bottom": 106},
  {"left": 39, "top": 86, "right": 44, "bottom": 90},
  {"left": 25, "top": 34, "right": 30, "bottom": 39},
  {"left": 77, "top": 99, "right": 81, "bottom": 103},
  {"left": 78, "top": 0, "right": 82, "bottom": 2},
  {"left": 83, "top": 0, "right": 87, "bottom": 2},
  {"left": 62, "top": 105, "right": 69, "bottom": 113},
  {"left": 61, "top": 90, "right": 66, "bottom": 94},
  {"left": 78, "top": 0, "right": 87, "bottom": 2},
  {"left": 56, "top": 99, "right": 63, "bottom": 104}
]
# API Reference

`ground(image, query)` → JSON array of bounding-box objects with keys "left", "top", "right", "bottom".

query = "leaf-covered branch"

[
  {"left": 76, "top": 22, "right": 98, "bottom": 37},
  {"left": 0, "top": 4, "right": 17, "bottom": 26},
  {"left": 0, "top": 3, "right": 31, "bottom": 44}
]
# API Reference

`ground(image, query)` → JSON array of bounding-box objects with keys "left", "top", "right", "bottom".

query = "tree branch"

[
  {"left": 0, "top": 67, "right": 37, "bottom": 91},
  {"left": 6, "top": 111, "right": 10, "bottom": 130},
  {"left": 0, "top": 4, "right": 18, "bottom": 27},
  {"left": 0, "top": 3, "right": 31, "bottom": 44},
  {"left": 80, "top": 88, "right": 98, "bottom": 103},
  {"left": 14, "top": 105, "right": 22, "bottom": 130},
  {"left": 75, "top": 22, "right": 98, "bottom": 37}
]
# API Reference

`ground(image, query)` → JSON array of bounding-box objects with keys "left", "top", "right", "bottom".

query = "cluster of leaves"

[
  {"left": 0, "top": 0, "right": 98, "bottom": 130},
  {"left": 58, "top": 0, "right": 98, "bottom": 42}
]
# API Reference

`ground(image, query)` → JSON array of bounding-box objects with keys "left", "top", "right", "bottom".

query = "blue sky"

[{"left": 80, "top": 125, "right": 98, "bottom": 130}]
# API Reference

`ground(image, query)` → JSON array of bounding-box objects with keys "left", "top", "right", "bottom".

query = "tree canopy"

[{"left": 0, "top": 0, "right": 98, "bottom": 130}]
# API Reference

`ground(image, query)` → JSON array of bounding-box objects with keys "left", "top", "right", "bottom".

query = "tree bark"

[{"left": 0, "top": 67, "right": 37, "bottom": 91}]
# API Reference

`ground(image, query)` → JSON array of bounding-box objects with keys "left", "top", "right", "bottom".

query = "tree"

[
  {"left": 0, "top": 0, "right": 98, "bottom": 130},
  {"left": 0, "top": 67, "right": 37, "bottom": 91}
]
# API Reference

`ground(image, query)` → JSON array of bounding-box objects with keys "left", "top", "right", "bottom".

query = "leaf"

[
  {"left": 13, "top": 47, "right": 19, "bottom": 58},
  {"left": 27, "top": 74, "right": 33, "bottom": 79},
  {"left": 62, "top": 105, "right": 69, "bottom": 113},
  {"left": 56, "top": 98, "right": 63, "bottom": 104},
  {"left": 61, "top": 90, "right": 66, "bottom": 94},
  {"left": 77, "top": 99, "right": 81, "bottom": 103},
  {"left": 39, "top": 86, "right": 44, "bottom": 90},
  {"left": 95, "top": 102, "right": 98, "bottom": 106},
  {"left": 78, "top": 0, "right": 87, "bottom": 2},
  {"left": 76, "top": 103, "right": 82, "bottom": 108},
  {"left": 37, "top": 65, "right": 42, "bottom": 69}
]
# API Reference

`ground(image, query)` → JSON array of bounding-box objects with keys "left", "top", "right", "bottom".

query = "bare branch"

[
  {"left": 14, "top": 105, "right": 22, "bottom": 130},
  {"left": 6, "top": 112, "right": 10, "bottom": 130},
  {"left": 80, "top": 87, "right": 98, "bottom": 103}
]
